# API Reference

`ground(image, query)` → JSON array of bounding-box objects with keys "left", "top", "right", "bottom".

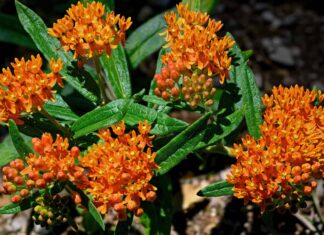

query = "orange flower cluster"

[
  {"left": 48, "top": 1, "right": 132, "bottom": 59},
  {"left": 227, "top": 85, "right": 324, "bottom": 212},
  {"left": 1, "top": 133, "right": 88, "bottom": 203},
  {"left": 78, "top": 121, "right": 159, "bottom": 219},
  {"left": 0, "top": 54, "right": 63, "bottom": 124},
  {"left": 154, "top": 3, "right": 234, "bottom": 107}
]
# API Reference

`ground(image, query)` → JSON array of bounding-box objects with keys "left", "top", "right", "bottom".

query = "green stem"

[
  {"left": 204, "top": 143, "right": 235, "bottom": 157},
  {"left": 93, "top": 57, "right": 110, "bottom": 104},
  {"left": 39, "top": 108, "right": 70, "bottom": 137}
]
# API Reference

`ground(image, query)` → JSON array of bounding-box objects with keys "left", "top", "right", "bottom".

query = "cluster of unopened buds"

[
  {"left": 0, "top": 133, "right": 87, "bottom": 204},
  {"left": 153, "top": 3, "right": 234, "bottom": 108},
  {"left": 32, "top": 195, "right": 71, "bottom": 227},
  {"left": 0, "top": 120, "right": 159, "bottom": 221}
]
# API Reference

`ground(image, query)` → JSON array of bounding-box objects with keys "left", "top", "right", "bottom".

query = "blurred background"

[{"left": 0, "top": 0, "right": 323, "bottom": 234}]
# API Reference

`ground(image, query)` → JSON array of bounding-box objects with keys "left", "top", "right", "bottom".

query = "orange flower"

[
  {"left": 0, "top": 54, "right": 63, "bottom": 124},
  {"left": 48, "top": 1, "right": 132, "bottom": 59},
  {"left": 227, "top": 85, "right": 324, "bottom": 213},
  {"left": 78, "top": 121, "right": 159, "bottom": 218},
  {"left": 0, "top": 133, "right": 88, "bottom": 202},
  {"left": 154, "top": 3, "right": 234, "bottom": 108}
]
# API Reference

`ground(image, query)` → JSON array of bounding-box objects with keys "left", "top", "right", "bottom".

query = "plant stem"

[
  {"left": 312, "top": 192, "right": 324, "bottom": 224},
  {"left": 39, "top": 108, "right": 70, "bottom": 137},
  {"left": 93, "top": 57, "right": 109, "bottom": 104},
  {"left": 204, "top": 143, "right": 235, "bottom": 157}
]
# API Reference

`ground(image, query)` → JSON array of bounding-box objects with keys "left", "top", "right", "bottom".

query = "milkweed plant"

[{"left": 0, "top": 0, "right": 323, "bottom": 234}]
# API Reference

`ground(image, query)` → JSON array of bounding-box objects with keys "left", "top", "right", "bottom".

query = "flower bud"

[
  {"left": 14, "top": 176, "right": 24, "bottom": 185},
  {"left": 161, "top": 91, "right": 170, "bottom": 101},
  {"left": 146, "top": 191, "right": 156, "bottom": 201},
  {"left": 114, "top": 203, "right": 125, "bottom": 212},
  {"left": 154, "top": 88, "right": 161, "bottom": 97},
  {"left": 71, "top": 146, "right": 80, "bottom": 158},
  {"left": 135, "top": 207, "right": 144, "bottom": 217},
  {"left": 171, "top": 87, "right": 180, "bottom": 97},
  {"left": 36, "top": 179, "right": 46, "bottom": 188},
  {"left": 43, "top": 172, "right": 54, "bottom": 183},
  {"left": 20, "top": 189, "right": 29, "bottom": 198},
  {"left": 11, "top": 195, "right": 21, "bottom": 204}
]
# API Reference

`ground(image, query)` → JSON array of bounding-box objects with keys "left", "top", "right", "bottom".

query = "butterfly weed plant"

[{"left": 0, "top": 0, "right": 323, "bottom": 234}]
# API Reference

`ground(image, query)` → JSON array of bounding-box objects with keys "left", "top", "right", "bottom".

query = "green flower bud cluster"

[
  {"left": 182, "top": 73, "right": 216, "bottom": 108},
  {"left": 32, "top": 195, "right": 70, "bottom": 227}
]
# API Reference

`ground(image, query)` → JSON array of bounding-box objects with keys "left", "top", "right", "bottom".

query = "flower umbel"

[
  {"left": 227, "top": 85, "right": 324, "bottom": 213},
  {"left": 78, "top": 121, "right": 159, "bottom": 219},
  {"left": 154, "top": 3, "right": 234, "bottom": 108},
  {"left": 0, "top": 54, "right": 63, "bottom": 124},
  {"left": 48, "top": 1, "right": 132, "bottom": 59},
  {"left": 0, "top": 133, "right": 88, "bottom": 203}
]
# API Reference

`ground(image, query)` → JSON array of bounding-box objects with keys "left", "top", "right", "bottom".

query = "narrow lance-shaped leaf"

[
  {"left": 228, "top": 33, "right": 263, "bottom": 139},
  {"left": 15, "top": 1, "right": 98, "bottom": 102},
  {"left": 197, "top": 180, "right": 233, "bottom": 197},
  {"left": 8, "top": 120, "right": 33, "bottom": 160},
  {"left": 126, "top": 11, "right": 167, "bottom": 69},
  {"left": 200, "top": 0, "right": 221, "bottom": 13},
  {"left": 0, "top": 196, "right": 34, "bottom": 214},
  {"left": 194, "top": 108, "right": 244, "bottom": 150},
  {"left": 155, "top": 112, "right": 211, "bottom": 175},
  {"left": 100, "top": 44, "right": 132, "bottom": 99},
  {"left": 0, "top": 134, "right": 31, "bottom": 167},
  {"left": 183, "top": 0, "right": 200, "bottom": 11},
  {"left": 0, "top": 184, "right": 64, "bottom": 214},
  {"left": 71, "top": 99, "right": 131, "bottom": 138},
  {"left": 67, "top": 182, "right": 105, "bottom": 231},
  {"left": 43, "top": 94, "right": 79, "bottom": 122},
  {"left": 124, "top": 102, "right": 188, "bottom": 136}
]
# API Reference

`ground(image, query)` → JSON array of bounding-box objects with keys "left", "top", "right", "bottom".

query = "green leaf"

[
  {"left": 150, "top": 112, "right": 188, "bottom": 136},
  {"left": 194, "top": 109, "right": 244, "bottom": 150},
  {"left": 123, "top": 103, "right": 187, "bottom": 135},
  {"left": 0, "top": 184, "right": 64, "bottom": 214},
  {"left": 200, "top": 0, "right": 221, "bottom": 13},
  {"left": 155, "top": 112, "right": 211, "bottom": 175},
  {"left": 141, "top": 174, "right": 173, "bottom": 235},
  {"left": 126, "top": 11, "right": 167, "bottom": 69},
  {"left": 143, "top": 95, "right": 170, "bottom": 107},
  {"left": 0, "top": 13, "right": 37, "bottom": 50},
  {"left": 183, "top": 0, "right": 200, "bottom": 11},
  {"left": 124, "top": 103, "right": 158, "bottom": 126},
  {"left": 67, "top": 182, "right": 105, "bottom": 231},
  {"left": 228, "top": 34, "right": 263, "bottom": 139},
  {"left": 88, "top": 200, "right": 105, "bottom": 231},
  {"left": 100, "top": 44, "right": 132, "bottom": 99},
  {"left": 43, "top": 94, "right": 79, "bottom": 121},
  {"left": 15, "top": 1, "right": 98, "bottom": 103},
  {"left": 0, "top": 196, "right": 34, "bottom": 214},
  {"left": 71, "top": 99, "right": 130, "bottom": 138},
  {"left": 115, "top": 213, "right": 133, "bottom": 235},
  {"left": 197, "top": 180, "right": 233, "bottom": 197},
  {"left": 0, "top": 136, "right": 18, "bottom": 167},
  {"left": 8, "top": 120, "right": 33, "bottom": 159},
  {"left": 241, "top": 66, "right": 263, "bottom": 139}
]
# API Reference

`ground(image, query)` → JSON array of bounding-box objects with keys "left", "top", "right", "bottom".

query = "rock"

[{"left": 269, "top": 46, "right": 295, "bottom": 66}]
